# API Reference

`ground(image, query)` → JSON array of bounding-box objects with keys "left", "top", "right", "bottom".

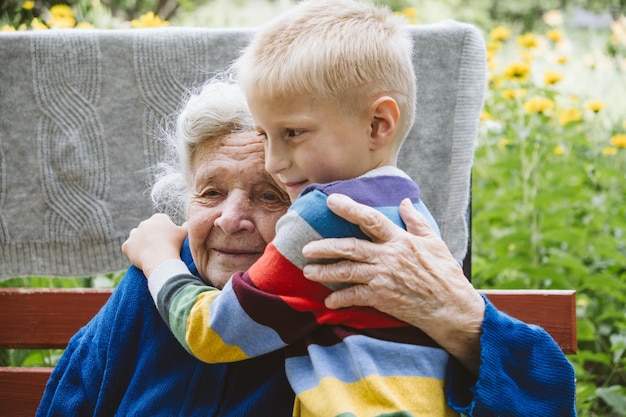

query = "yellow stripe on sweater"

[
  {"left": 293, "top": 374, "right": 459, "bottom": 417},
  {"left": 186, "top": 291, "right": 249, "bottom": 363}
]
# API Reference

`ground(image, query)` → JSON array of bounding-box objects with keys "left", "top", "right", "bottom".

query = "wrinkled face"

[
  {"left": 186, "top": 131, "right": 290, "bottom": 288},
  {"left": 247, "top": 90, "right": 374, "bottom": 202}
]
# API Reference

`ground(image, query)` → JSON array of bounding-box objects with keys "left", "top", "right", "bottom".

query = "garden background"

[{"left": 2, "top": 0, "right": 626, "bottom": 415}]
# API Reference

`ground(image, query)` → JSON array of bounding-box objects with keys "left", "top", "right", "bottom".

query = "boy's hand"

[{"left": 122, "top": 213, "right": 188, "bottom": 278}]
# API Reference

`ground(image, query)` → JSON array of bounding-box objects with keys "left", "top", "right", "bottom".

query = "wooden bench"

[{"left": 0, "top": 287, "right": 576, "bottom": 416}]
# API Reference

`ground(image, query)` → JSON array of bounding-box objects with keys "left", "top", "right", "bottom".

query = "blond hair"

[{"left": 233, "top": 0, "right": 416, "bottom": 144}]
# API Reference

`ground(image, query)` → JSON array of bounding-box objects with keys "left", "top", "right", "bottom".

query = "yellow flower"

[
  {"left": 30, "top": 17, "right": 48, "bottom": 30},
  {"left": 131, "top": 11, "right": 170, "bottom": 28},
  {"left": 558, "top": 108, "right": 582, "bottom": 125},
  {"left": 501, "top": 88, "right": 526, "bottom": 100},
  {"left": 480, "top": 110, "right": 493, "bottom": 121},
  {"left": 489, "top": 74, "right": 503, "bottom": 88},
  {"left": 402, "top": 7, "right": 418, "bottom": 18},
  {"left": 1, "top": 25, "right": 16, "bottom": 31},
  {"left": 50, "top": 4, "right": 75, "bottom": 19},
  {"left": 586, "top": 100, "right": 605, "bottom": 113},
  {"left": 523, "top": 96, "right": 555, "bottom": 115},
  {"left": 546, "top": 29, "right": 563, "bottom": 42},
  {"left": 517, "top": 32, "right": 539, "bottom": 49},
  {"left": 554, "top": 145, "right": 565, "bottom": 155},
  {"left": 602, "top": 147, "right": 617, "bottom": 156},
  {"left": 497, "top": 138, "right": 511, "bottom": 148},
  {"left": 75, "top": 22, "right": 94, "bottom": 29},
  {"left": 48, "top": 15, "right": 76, "bottom": 28},
  {"left": 543, "top": 70, "right": 563, "bottom": 85},
  {"left": 610, "top": 133, "right": 626, "bottom": 148},
  {"left": 46, "top": 4, "right": 76, "bottom": 28},
  {"left": 556, "top": 56, "right": 568, "bottom": 65},
  {"left": 22, "top": 0, "right": 35, "bottom": 10},
  {"left": 486, "top": 40, "right": 501, "bottom": 53},
  {"left": 490, "top": 26, "right": 510, "bottom": 41},
  {"left": 399, "top": 7, "right": 419, "bottom": 24},
  {"left": 502, "top": 61, "right": 531, "bottom": 82}
]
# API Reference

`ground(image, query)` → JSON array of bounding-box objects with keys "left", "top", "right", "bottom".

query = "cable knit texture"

[{"left": 0, "top": 21, "right": 484, "bottom": 278}]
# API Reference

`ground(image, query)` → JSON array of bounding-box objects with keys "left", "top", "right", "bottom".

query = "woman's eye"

[
  {"left": 261, "top": 192, "right": 279, "bottom": 202},
  {"left": 202, "top": 189, "right": 222, "bottom": 198},
  {"left": 257, "top": 189, "right": 290, "bottom": 210}
]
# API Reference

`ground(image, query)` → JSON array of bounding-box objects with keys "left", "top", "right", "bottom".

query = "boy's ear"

[{"left": 369, "top": 96, "right": 399, "bottom": 150}]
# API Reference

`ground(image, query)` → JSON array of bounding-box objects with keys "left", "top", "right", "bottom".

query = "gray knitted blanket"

[{"left": 0, "top": 22, "right": 485, "bottom": 279}]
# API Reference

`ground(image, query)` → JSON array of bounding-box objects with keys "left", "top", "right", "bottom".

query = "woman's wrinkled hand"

[{"left": 302, "top": 193, "right": 485, "bottom": 373}]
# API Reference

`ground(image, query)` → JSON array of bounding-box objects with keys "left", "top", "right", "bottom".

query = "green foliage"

[
  {"left": 0, "top": 271, "right": 125, "bottom": 289},
  {"left": 474, "top": 25, "right": 626, "bottom": 416}
]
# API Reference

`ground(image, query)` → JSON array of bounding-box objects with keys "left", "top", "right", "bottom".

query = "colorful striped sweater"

[{"left": 149, "top": 166, "right": 459, "bottom": 417}]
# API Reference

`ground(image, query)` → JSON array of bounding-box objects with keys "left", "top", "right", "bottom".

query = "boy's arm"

[
  {"left": 144, "top": 250, "right": 300, "bottom": 364},
  {"left": 121, "top": 213, "right": 188, "bottom": 278},
  {"left": 145, "top": 193, "right": 346, "bottom": 364}
]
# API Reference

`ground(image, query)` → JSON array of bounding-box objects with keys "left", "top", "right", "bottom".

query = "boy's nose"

[{"left": 264, "top": 138, "right": 290, "bottom": 175}]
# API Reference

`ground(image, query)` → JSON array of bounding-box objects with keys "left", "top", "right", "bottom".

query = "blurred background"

[{"left": 2, "top": 0, "right": 626, "bottom": 415}]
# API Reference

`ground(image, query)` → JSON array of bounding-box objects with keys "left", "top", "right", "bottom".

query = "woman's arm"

[
  {"left": 302, "top": 194, "right": 484, "bottom": 374},
  {"left": 302, "top": 194, "right": 576, "bottom": 416}
]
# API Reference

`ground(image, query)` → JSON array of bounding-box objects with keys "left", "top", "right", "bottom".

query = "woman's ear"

[{"left": 369, "top": 96, "right": 400, "bottom": 150}]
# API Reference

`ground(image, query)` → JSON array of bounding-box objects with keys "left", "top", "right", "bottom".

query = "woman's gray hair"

[{"left": 150, "top": 75, "right": 254, "bottom": 222}]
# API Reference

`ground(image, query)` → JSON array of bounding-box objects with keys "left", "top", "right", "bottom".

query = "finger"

[
  {"left": 399, "top": 198, "right": 436, "bottom": 237},
  {"left": 302, "top": 260, "right": 373, "bottom": 285},
  {"left": 326, "top": 194, "right": 401, "bottom": 243},
  {"left": 302, "top": 236, "right": 378, "bottom": 260},
  {"left": 324, "top": 284, "right": 375, "bottom": 310}
]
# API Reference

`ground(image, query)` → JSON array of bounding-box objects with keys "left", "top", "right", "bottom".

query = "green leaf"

[{"left": 597, "top": 386, "right": 626, "bottom": 415}]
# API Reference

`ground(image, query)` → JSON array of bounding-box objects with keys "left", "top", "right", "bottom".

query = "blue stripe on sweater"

[
  {"left": 209, "top": 279, "right": 287, "bottom": 357},
  {"left": 289, "top": 189, "right": 440, "bottom": 241},
  {"left": 285, "top": 335, "right": 448, "bottom": 394}
]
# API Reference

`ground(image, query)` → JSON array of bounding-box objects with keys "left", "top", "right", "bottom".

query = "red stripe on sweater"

[{"left": 247, "top": 244, "right": 406, "bottom": 329}]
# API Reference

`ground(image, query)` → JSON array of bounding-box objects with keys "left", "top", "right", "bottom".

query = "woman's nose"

[
  {"left": 264, "top": 137, "right": 290, "bottom": 175},
  {"left": 213, "top": 192, "right": 256, "bottom": 234}
]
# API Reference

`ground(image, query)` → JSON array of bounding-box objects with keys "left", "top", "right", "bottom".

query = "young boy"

[{"left": 124, "top": 1, "right": 457, "bottom": 415}]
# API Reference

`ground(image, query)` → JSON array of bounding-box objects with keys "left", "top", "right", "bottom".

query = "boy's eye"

[{"left": 286, "top": 129, "right": 303, "bottom": 137}]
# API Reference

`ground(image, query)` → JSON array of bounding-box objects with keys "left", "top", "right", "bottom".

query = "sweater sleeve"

[
  {"left": 149, "top": 194, "right": 336, "bottom": 364},
  {"left": 446, "top": 294, "right": 577, "bottom": 416}
]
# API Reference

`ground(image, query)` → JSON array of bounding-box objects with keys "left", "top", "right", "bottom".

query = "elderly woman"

[{"left": 37, "top": 78, "right": 575, "bottom": 417}]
